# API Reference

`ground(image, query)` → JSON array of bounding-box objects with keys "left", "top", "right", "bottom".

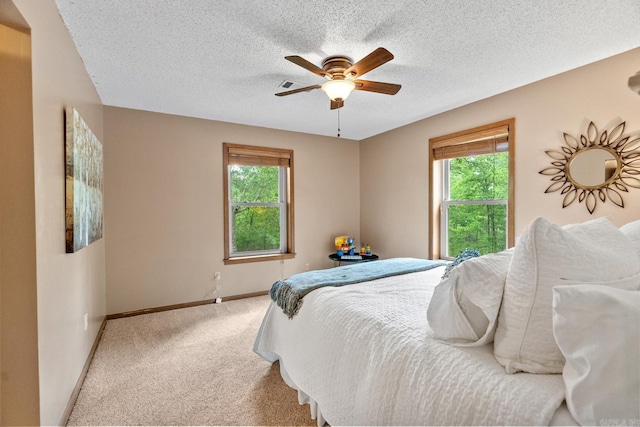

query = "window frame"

[
  {"left": 228, "top": 166, "right": 287, "bottom": 257},
  {"left": 223, "top": 143, "right": 295, "bottom": 265},
  {"left": 428, "top": 119, "right": 515, "bottom": 260}
]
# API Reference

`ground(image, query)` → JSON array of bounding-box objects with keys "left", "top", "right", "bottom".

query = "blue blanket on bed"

[{"left": 270, "top": 257, "right": 446, "bottom": 318}]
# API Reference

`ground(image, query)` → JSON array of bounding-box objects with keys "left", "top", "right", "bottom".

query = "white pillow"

[
  {"left": 427, "top": 249, "right": 513, "bottom": 345},
  {"left": 552, "top": 285, "right": 640, "bottom": 426},
  {"left": 620, "top": 218, "right": 640, "bottom": 259},
  {"left": 493, "top": 216, "right": 640, "bottom": 374}
]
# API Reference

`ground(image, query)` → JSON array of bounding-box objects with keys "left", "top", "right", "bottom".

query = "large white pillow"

[
  {"left": 552, "top": 284, "right": 640, "bottom": 426},
  {"left": 427, "top": 249, "right": 513, "bottom": 345},
  {"left": 493, "top": 216, "right": 640, "bottom": 374},
  {"left": 620, "top": 218, "right": 640, "bottom": 259}
]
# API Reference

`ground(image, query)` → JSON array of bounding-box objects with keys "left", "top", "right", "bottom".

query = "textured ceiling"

[{"left": 54, "top": 0, "right": 640, "bottom": 140}]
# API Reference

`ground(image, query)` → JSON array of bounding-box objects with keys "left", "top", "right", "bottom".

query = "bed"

[{"left": 254, "top": 217, "right": 640, "bottom": 426}]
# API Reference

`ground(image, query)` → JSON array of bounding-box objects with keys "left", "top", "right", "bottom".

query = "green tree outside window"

[
  {"left": 230, "top": 165, "right": 283, "bottom": 253},
  {"left": 445, "top": 152, "right": 508, "bottom": 257}
]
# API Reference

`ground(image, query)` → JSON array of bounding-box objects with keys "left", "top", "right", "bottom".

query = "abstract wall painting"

[{"left": 65, "top": 108, "right": 103, "bottom": 253}]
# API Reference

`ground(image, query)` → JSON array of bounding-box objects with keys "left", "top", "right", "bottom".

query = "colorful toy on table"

[{"left": 335, "top": 235, "right": 356, "bottom": 256}]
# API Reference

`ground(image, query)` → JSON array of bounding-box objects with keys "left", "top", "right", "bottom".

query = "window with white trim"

[
  {"left": 429, "top": 119, "right": 515, "bottom": 260},
  {"left": 441, "top": 153, "right": 509, "bottom": 258},
  {"left": 223, "top": 143, "right": 295, "bottom": 265}
]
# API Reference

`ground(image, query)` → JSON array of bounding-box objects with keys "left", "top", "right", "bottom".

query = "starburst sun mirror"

[{"left": 539, "top": 121, "right": 640, "bottom": 214}]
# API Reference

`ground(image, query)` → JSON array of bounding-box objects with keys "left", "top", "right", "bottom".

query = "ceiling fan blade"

[
  {"left": 353, "top": 80, "right": 401, "bottom": 95},
  {"left": 343, "top": 47, "right": 394, "bottom": 78},
  {"left": 330, "top": 99, "right": 344, "bottom": 110},
  {"left": 285, "top": 55, "right": 328, "bottom": 78},
  {"left": 275, "top": 84, "right": 322, "bottom": 96}
]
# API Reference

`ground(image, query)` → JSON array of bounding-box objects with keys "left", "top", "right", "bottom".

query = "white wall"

[
  {"left": 104, "top": 107, "right": 360, "bottom": 314},
  {"left": 361, "top": 47, "right": 640, "bottom": 258},
  {"left": 10, "top": 0, "right": 107, "bottom": 425}
]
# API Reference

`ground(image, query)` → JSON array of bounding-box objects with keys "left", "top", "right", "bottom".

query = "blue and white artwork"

[{"left": 65, "top": 108, "right": 103, "bottom": 253}]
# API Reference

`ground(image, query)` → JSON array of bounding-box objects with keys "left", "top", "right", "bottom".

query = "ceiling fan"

[{"left": 275, "top": 47, "right": 401, "bottom": 110}]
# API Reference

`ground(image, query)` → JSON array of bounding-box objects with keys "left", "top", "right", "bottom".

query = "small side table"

[{"left": 329, "top": 253, "right": 379, "bottom": 266}]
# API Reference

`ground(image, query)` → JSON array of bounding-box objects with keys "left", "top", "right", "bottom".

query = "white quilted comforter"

[{"left": 254, "top": 266, "right": 566, "bottom": 426}]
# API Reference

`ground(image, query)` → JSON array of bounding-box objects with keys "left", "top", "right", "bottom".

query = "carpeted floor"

[{"left": 67, "top": 295, "right": 315, "bottom": 426}]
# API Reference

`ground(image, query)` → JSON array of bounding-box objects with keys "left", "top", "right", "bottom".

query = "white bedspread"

[{"left": 254, "top": 266, "right": 566, "bottom": 426}]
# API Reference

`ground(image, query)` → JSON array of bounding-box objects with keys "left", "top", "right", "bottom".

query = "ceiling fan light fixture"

[
  {"left": 276, "top": 48, "right": 399, "bottom": 110},
  {"left": 321, "top": 79, "right": 355, "bottom": 101}
]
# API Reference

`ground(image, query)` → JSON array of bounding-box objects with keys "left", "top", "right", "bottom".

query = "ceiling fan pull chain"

[{"left": 337, "top": 108, "right": 341, "bottom": 138}]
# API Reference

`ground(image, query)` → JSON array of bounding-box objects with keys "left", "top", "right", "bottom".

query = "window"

[
  {"left": 223, "top": 143, "right": 295, "bottom": 264},
  {"left": 429, "top": 119, "right": 515, "bottom": 259},
  {"left": 442, "top": 153, "right": 508, "bottom": 257}
]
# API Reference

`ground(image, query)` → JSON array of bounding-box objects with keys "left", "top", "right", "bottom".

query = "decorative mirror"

[{"left": 539, "top": 121, "right": 640, "bottom": 214}]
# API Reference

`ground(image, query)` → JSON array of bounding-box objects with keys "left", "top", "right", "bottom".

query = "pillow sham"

[
  {"left": 620, "top": 218, "right": 640, "bottom": 259},
  {"left": 427, "top": 249, "right": 513, "bottom": 345},
  {"left": 493, "top": 216, "right": 640, "bottom": 374},
  {"left": 552, "top": 284, "right": 640, "bottom": 426}
]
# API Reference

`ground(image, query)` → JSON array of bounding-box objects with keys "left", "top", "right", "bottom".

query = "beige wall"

[
  {"left": 7, "top": 0, "right": 106, "bottom": 425},
  {"left": 361, "top": 47, "right": 640, "bottom": 258},
  {"left": 0, "top": 9, "right": 39, "bottom": 426},
  {"left": 104, "top": 107, "right": 359, "bottom": 314}
]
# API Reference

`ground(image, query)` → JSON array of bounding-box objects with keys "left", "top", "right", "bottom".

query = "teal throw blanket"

[{"left": 270, "top": 257, "right": 446, "bottom": 318}]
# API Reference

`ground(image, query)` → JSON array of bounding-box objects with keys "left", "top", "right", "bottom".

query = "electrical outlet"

[
  {"left": 305, "top": 263, "right": 310, "bottom": 271},
  {"left": 84, "top": 313, "right": 88, "bottom": 331},
  {"left": 214, "top": 272, "right": 221, "bottom": 280}
]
